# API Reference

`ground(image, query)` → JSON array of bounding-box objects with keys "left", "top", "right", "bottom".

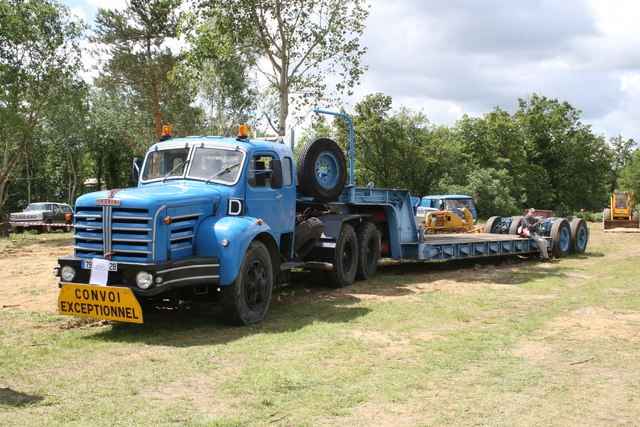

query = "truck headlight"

[
  {"left": 136, "top": 271, "right": 153, "bottom": 289},
  {"left": 61, "top": 266, "right": 76, "bottom": 282}
]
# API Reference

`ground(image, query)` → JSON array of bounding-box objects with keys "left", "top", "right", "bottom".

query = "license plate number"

[
  {"left": 58, "top": 283, "right": 143, "bottom": 324},
  {"left": 83, "top": 259, "right": 118, "bottom": 271}
]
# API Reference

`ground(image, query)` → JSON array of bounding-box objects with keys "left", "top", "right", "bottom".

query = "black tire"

[
  {"left": 603, "top": 208, "right": 611, "bottom": 221},
  {"left": 633, "top": 209, "right": 639, "bottom": 221},
  {"left": 570, "top": 218, "right": 589, "bottom": 254},
  {"left": 484, "top": 216, "right": 502, "bottom": 234},
  {"left": 221, "top": 241, "right": 273, "bottom": 325},
  {"left": 43, "top": 220, "right": 52, "bottom": 234},
  {"left": 293, "top": 217, "right": 324, "bottom": 261},
  {"left": 509, "top": 216, "right": 523, "bottom": 235},
  {"left": 63, "top": 221, "right": 72, "bottom": 233},
  {"left": 324, "top": 223, "right": 357, "bottom": 288},
  {"left": 355, "top": 222, "right": 380, "bottom": 280},
  {"left": 296, "top": 137, "right": 347, "bottom": 203},
  {"left": 551, "top": 218, "right": 571, "bottom": 258},
  {"left": 12, "top": 226, "right": 24, "bottom": 234}
]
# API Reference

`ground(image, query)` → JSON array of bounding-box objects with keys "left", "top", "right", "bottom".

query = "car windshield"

[
  {"left": 25, "top": 203, "right": 52, "bottom": 212},
  {"left": 141, "top": 148, "right": 190, "bottom": 181},
  {"left": 187, "top": 147, "right": 244, "bottom": 184}
]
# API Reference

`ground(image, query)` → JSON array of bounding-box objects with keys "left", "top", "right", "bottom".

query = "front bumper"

[{"left": 55, "top": 255, "right": 220, "bottom": 297}]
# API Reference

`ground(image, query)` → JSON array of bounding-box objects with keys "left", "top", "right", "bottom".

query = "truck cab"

[{"left": 56, "top": 129, "right": 297, "bottom": 325}]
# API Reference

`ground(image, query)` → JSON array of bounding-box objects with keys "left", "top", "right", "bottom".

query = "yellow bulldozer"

[
  {"left": 603, "top": 190, "right": 639, "bottom": 230},
  {"left": 419, "top": 207, "right": 484, "bottom": 235}
]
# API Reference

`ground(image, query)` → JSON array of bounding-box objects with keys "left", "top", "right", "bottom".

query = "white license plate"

[{"left": 82, "top": 259, "right": 118, "bottom": 271}]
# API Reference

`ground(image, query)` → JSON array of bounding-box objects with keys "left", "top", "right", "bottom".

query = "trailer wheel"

[
  {"left": 355, "top": 222, "right": 380, "bottom": 280},
  {"left": 221, "top": 241, "right": 273, "bottom": 325},
  {"left": 551, "top": 218, "right": 571, "bottom": 258},
  {"left": 509, "top": 216, "right": 523, "bottom": 235},
  {"left": 293, "top": 217, "right": 324, "bottom": 262},
  {"left": 324, "top": 223, "right": 357, "bottom": 288},
  {"left": 570, "top": 218, "right": 588, "bottom": 254},
  {"left": 484, "top": 216, "right": 502, "bottom": 234},
  {"left": 296, "top": 137, "right": 346, "bottom": 203},
  {"left": 603, "top": 208, "right": 611, "bottom": 221}
]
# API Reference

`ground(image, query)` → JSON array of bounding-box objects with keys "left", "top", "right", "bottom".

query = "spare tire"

[
  {"left": 293, "top": 217, "right": 324, "bottom": 261},
  {"left": 296, "top": 137, "right": 347, "bottom": 203}
]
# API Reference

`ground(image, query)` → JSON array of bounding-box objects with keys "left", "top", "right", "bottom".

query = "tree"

[
  {"left": 512, "top": 94, "right": 614, "bottom": 214},
  {"left": 194, "top": 0, "right": 369, "bottom": 136},
  {"left": 0, "top": 0, "right": 84, "bottom": 235},
  {"left": 91, "top": 0, "right": 202, "bottom": 146}
]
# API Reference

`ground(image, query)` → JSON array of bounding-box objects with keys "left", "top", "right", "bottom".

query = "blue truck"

[{"left": 54, "top": 111, "right": 589, "bottom": 325}]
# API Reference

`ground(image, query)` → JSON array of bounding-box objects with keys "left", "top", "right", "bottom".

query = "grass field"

[{"left": 1, "top": 224, "right": 639, "bottom": 426}]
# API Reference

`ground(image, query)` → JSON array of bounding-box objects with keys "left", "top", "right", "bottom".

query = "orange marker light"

[
  {"left": 237, "top": 125, "right": 248, "bottom": 139},
  {"left": 65, "top": 214, "right": 73, "bottom": 220},
  {"left": 257, "top": 218, "right": 264, "bottom": 225},
  {"left": 162, "top": 125, "right": 171, "bottom": 136},
  {"left": 164, "top": 217, "right": 172, "bottom": 225}
]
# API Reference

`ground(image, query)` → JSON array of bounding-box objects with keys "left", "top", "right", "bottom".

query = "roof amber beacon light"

[{"left": 237, "top": 125, "right": 248, "bottom": 139}]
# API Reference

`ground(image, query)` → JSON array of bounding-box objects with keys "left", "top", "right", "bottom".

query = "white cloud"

[{"left": 354, "top": 0, "right": 640, "bottom": 142}]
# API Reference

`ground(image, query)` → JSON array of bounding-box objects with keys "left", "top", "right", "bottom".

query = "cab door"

[{"left": 244, "top": 152, "right": 295, "bottom": 236}]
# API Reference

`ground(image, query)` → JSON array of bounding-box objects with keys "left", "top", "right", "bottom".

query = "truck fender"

[{"left": 195, "top": 216, "right": 278, "bottom": 286}]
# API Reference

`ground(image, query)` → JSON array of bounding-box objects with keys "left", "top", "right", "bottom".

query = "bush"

[{"left": 575, "top": 211, "right": 602, "bottom": 222}]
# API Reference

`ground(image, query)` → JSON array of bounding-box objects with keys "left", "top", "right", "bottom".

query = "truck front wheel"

[{"left": 221, "top": 241, "right": 273, "bottom": 325}]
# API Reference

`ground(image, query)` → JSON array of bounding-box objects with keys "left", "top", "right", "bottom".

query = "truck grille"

[{"left": 74, "top": 206, "right": 154, "bottom": 263}]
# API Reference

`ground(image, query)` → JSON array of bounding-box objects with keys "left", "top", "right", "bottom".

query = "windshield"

[
  {"left": 187, "top": 147, "right": 245, "bottom": 184},
  {"left": 141, "top": 148, "right": 190, "bottom": 181},
  {"left": 26, "top": 203, "right": 52, "bottom": 212},
  {"left": 445, "top": 199, "right": 474, "bottom": 210}
]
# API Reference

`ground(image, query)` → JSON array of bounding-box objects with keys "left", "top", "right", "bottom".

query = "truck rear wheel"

[
  {"left": 221, "top": 241, "right": 273, "bottom": 325},
  {"left": 296, "top": 137, "right": 346, "bottom": 203},
  {"left": 551, "top": 218, "right": 571, "bottom": 258},
  {"left": 355, "top": 222, "right": 380, "bottom": 280},
  {"left": 324, "top": 223, "right": 357, "bottom": 288},
  {"left": 570, "top": 218, "right": 588, "bottom": 254}
]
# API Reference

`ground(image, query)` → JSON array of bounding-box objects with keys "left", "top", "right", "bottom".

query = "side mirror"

[
  {"left": 132, "top": 158, "right": 141, "bottom": 183},
  {"left": 270, "top": 159, "right": 283, "bottom": 189}
]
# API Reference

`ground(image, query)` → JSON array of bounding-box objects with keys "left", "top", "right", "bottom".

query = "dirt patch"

[{"left": 0, "top": 236, "right": 71, "bottom": 314}]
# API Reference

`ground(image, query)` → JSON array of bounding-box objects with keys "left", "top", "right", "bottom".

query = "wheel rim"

[
  {"left": 576, "top": 225, "right": 587, "bottom": 250},
  {"left": 315, "top": 151, "right": 340, "bottom": 190},
  {"left": 365, "top": 237, "right": 376, "bottom": 270},
  {"left": 560, "top": 226, "right": 570, "bottom": 252},
  {"left": 244, "top": 260, "right": 268, "bottom": 309},
  {"left": 343, "top": 239, "right": 355, "bottom": 273}
]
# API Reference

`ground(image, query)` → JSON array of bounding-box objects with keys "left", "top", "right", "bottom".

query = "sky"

[{"left": 61, "top": 0, "right": 640, "bottom": 143}]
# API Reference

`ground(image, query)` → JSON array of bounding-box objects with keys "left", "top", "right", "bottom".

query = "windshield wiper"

[
  {"left": 162, "top": 160, "right": 190, "bottom": 182},
  {"left": 206, "top": 162, "right": 240, "bottom": 183}
]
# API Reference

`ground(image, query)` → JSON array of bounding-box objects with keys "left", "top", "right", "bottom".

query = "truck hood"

[{"left": 76, "top": 182, "right": 224, "bottom": 211}]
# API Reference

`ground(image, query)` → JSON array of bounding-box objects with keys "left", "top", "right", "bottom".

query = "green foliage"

[
  {"left": 192, "top": 0, "right": 369, "bottom": 135},
  {"left": 0, "top": 0, "right": 85, "bottom": 226},
  {"left": 91, "top": 0, "right": 203, "bottom": 144},
  {"left": 617, "top": 148, "right": 640, "bottom": 194},
  {"left": 574, "top": 211, "right": 603, "bottom": 222}
]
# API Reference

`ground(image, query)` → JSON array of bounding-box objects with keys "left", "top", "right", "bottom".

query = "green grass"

[{"left": 1, "top": 224, "right": 639, "bottom": 426}]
